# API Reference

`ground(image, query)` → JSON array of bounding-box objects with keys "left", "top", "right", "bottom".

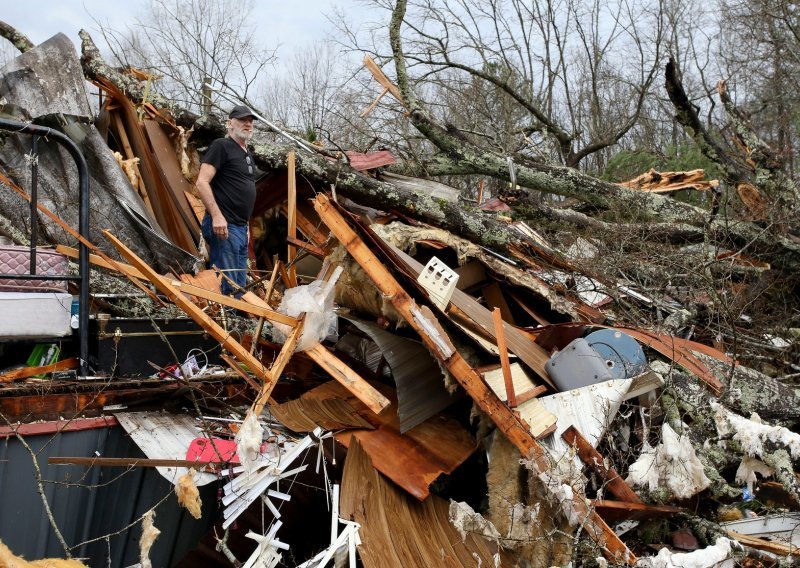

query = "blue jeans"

[{"left": 202, "top": 214, "right": 248, "bottom": 296}]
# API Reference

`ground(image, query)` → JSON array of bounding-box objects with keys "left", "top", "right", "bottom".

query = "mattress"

[
  {"left": 0, "top": 245, "right": 69, "bottom": 292},
  {"left": 0, "top": 292, "right": 72, "bottom": 338}
]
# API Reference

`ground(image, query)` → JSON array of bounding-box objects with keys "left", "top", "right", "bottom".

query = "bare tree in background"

[
  {"left": 260, "top": 44, "right": 342, "bottom": 143},
  {"left": 100, "top": 0, "right": 275, "bottom": 113},
  {"left": 337, "top": 0, "right": 664, "bottom": 171}
]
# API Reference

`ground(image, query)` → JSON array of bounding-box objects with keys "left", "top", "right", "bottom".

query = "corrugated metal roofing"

[
  {"left": 342, "top": 315, "right": 459, "bottom": 433},
  {"left": 114, "top": 411, "right": 217, "bottom": 486},
  {"left": 0, "top": 421, "right": 218, "bottom": 567}
]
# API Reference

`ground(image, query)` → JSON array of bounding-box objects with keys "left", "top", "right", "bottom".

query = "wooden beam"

[
  {"left": 264, "top": 258, "right": 281, "bottom": 307},
  {"left": 287, "top": 236, "right": 326, "bottom": 259},
  {"left": 0, "top": 358, "right": 79, "bottom": 383},
  {"left": 220, "top": 353, "right": 262, "bottom": 393},
  {"left": 56, "top": 244, "right": 297, "bottom": 326},
  {"left": 252, "top": 313, "right": 306, "bottom": 417},
  {"left": 103, "top": 230, "right": 278, "bottom": 390},
  {"left": 484, "top": 282, "right": 516, "bottom": 325},
  {"left": 166, "top": 279, "right": 296, "bottom": 326},
  {"left": 493, "top": 307, "right": 517, "bottom": 407},
  {"left": 56, "top": 244, "right": 146, "bottom": 278},
  {"left": 280, "top": 202, "right": 329, "bottom": 248},
  {"left": 387, "top": 243, "right": 556, "bottom": 389},
  {"left": 726, "top": 530, "right": 797, "bottom": 556},
  {"left": 0, "top": 173, "right": 162, "bottom": 306},
  {"left": 287, "top": 150, "right": 298, "bottom": 287},
  {"left": 49, "top": 456, "right": 230, "bottom": 469},
  {"left": 306, "top": 343, "right": 391, "bottom": 415},
  {"left": 313, "top": 194, "right": 635, "bottom": 564},
  {"left": 363, "top": 55, "right": 405, "bottom": 106},
  {"left": 360, "top": 86, "right": 389, "bottom": 118},
  {"left": 590, "top": 500, "right": 682, "bottom": 522},
  {"left": 562, "top": 425, "right": 644, "bottom": 504},
  {"left": 514, "top": 385, "right": 547, "bottom": 405}
]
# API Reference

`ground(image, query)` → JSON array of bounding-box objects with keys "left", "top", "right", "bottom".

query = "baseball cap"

[{"left": 229, "top": 105, "right": 256, "bottom": 120}]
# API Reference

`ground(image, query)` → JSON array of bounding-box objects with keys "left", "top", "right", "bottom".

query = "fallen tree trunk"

[
  {"left": 386, "top": 2, "right": 800, "bottom": 273},
  {"left": 77, "top": 27, "right": 800, "bottom": 273}
]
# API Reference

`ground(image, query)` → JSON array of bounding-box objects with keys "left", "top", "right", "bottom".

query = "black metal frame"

[{"left": 0, "top": 118, "right": 90, "bottom": 376}]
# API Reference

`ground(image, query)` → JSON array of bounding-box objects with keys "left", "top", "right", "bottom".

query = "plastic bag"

[{"left": 273, "top": 266, "right": 343, "bottom": 352}]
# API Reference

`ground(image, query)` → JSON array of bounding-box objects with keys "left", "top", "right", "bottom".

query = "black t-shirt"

[{"left": 200, "top": 137, "right": 256, "bottom": 225}]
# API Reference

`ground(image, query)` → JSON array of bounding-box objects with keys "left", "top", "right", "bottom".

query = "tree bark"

[{"left": 0, "top": 20, "right": 35, "bottom": 53}]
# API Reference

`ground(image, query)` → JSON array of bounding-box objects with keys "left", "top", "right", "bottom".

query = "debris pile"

[{"left": 0, "top": 27, "right": 797, "bottom": 568}]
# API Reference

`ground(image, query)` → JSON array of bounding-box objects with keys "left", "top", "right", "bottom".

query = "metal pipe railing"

[{"left": 0, "top": 118, "right": 90, "bottom": 376}]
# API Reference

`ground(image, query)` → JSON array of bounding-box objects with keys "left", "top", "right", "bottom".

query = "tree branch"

[{"left": 0, "top": 20, "right": 35, "bottom": 53}]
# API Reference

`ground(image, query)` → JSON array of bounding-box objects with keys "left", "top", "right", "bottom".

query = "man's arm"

[{"left": 196, "top": 163, "right": 229, "bottom": 240}]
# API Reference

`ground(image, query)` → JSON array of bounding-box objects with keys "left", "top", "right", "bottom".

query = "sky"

[{"left": 2, "top": 0, "right": 376, "bottom": 59}]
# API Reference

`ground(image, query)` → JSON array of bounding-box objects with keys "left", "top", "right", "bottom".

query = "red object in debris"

[
  {"left": 478, "top": 197, "right": 512, "bottom": 212},
  {"left": 345, "top": 150, "right": 397, "bottom": 171},
  {"left": 186, "top": 438, "right": 240, "bottom": 464}
]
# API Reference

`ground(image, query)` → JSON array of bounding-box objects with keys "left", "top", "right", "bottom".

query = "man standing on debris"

[{"left": 196, "top": 105, "right": 258, "bottom": 297}]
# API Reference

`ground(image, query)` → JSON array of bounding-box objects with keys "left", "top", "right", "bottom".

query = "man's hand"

[{"left": 212, "top": 213, "right": 229, "bottom": 240}]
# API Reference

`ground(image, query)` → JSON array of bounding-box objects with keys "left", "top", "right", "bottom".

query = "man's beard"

[{"left": 231, "top": 126, "right": 252, "bottom": 143}]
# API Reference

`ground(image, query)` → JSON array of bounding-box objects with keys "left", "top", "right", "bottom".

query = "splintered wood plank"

[
  {"left": 314, "top": 194, "right": 635, "bottom": 564},
  {"left": 0, "top": 358, "right": 79, "bottom": 383},
  {"left": 360, "top": 86, "right": 389, "bottom": 118},
  {"left": 286, "top": 236, "right": 325, "bottom": 259},
  {"left": 363, "top": 55, "right": 405, "bottom": 105},
  {"left": 726, "top": 531, "right": 797, "bottom": 556},
  {"left": 268, "top": 397, "right": 374, "bottom": 432},
  {"left": 142, "top": 119, "right": 201, "bottom": 241},
  {"left": 620, "top": 328, "right": 724, "bottom": 396},
  {"left": 562, "top": 426, "right": 643, "bottom": 504},
  {"left": 57, "top": 244, "right": 297, "bottom": 326},
  {"left": 104, "top": 230, "right": 276, "bottom": 389},
  {"left": 296, "top": 379, "right": 475, "bottom": 501},
  {"left": 306, "top": 343, "right": 391, "bottom": 415},
  {"left": 56, "top": 244, "right": 147, "bottom": 279},
  {"left": 252, "top": 313, "right": 306, "bottom": 417},
  {"left": 49, "top": 456, "right": 229, "bottom": 469},
  {"left": 484, "top": 282, "right": 516, "bottom": 325},
  {"left": 515, "top": 385, "right": 547, "bottom": 405},
  {"left": 220, "top": 353, "right": 262, "bottom": 393},
  {"left": 493, "top": 307, "right": 517, "bottom": 407},
  {"left": 280, "top": 201, "right": 329, "bottom": 247},
  {"left": 481, "top": 364, "right": 555, "bottom": 438}
]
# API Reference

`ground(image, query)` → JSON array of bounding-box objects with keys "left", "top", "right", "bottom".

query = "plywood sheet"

[
  {"left": 483, "top": 363, "right": 557, "bottom": 438},
  {"left": 142, "top": 119, "right": 200, "bottom": 241},
  {"left": 268, "top": 397, "right": 373, "bottom": 432},
  {"left": 295, "top": 380, "right": 475, "bottom": 500},
  {"left": 340, "top": 438, "right": 513, "bottom": 567}
]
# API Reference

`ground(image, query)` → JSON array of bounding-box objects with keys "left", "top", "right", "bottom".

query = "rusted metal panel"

[{"left": 345, "top": 150, "right": 397, "bottom": 171}]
